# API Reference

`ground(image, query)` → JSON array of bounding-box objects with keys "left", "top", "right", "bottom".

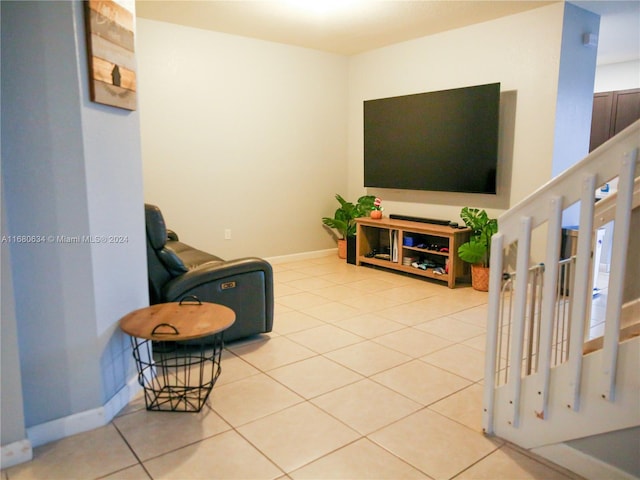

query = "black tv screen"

[{"left": 364, "top": 83, "right": 500, "bottom": 194}]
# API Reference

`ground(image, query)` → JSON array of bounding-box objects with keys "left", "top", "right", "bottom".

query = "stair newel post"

[{"left": 482, "top": 231, "right": 504, "bottom": 435}]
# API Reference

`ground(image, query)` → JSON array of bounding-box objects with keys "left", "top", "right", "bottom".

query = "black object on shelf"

[{"left": 389, "top": 214, "right": 450, "bottom": 225}]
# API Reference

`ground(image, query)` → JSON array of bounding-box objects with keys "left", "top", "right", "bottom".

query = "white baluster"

[
  {"left": 506, "top": 216, "right": 532, "bottom": 427},
  {"left": 601, "top": 148, "right": 638, "bottom": 401},
  {"left": 565, "top": 174, "right": 596, "bottom": 411},
  {"left": 535, "top": 195, "right": 564, "bottom": 419}
]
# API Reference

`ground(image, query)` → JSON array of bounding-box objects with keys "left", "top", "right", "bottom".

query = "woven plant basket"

[{"left": 471, "top": 264, "right": 490, "bottom": 292}]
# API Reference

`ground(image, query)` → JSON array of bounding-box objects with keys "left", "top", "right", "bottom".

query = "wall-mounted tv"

[{"left": 364, "top": 82, "right": 500, "bottom": 194}]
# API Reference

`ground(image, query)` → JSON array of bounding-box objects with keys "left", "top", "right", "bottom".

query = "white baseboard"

[
  {"left": 26, "top": 375, "right": 141, "bottom": 449},
  {"left": 532, "top": 443, "right": 639, "bottom": 480},
  {"left": 265, "top": 248, "right": 336, "bottom": 264},
  {"left": 1, "top": 439, "right": 33, "bottom": 470},
  {"left": 103, "top": 375, "right": 143, "bottom": 422}
]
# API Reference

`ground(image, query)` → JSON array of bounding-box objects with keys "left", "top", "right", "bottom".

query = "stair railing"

[{"left": 483, "top": 120, "right": 639, "bottom": 435}]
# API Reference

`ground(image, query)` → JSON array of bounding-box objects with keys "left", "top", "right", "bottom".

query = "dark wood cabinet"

[{"left": 590, "top": 88, "right": 640, "bottom": 151}]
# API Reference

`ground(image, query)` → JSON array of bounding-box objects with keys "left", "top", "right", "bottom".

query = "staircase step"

[{"left": 583, "top": 317, "right": 640, "bottom": 355}]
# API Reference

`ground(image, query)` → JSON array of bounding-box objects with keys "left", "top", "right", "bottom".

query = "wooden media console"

[{"left": 355, "top": 216, "right": 471, "bottom": 288}]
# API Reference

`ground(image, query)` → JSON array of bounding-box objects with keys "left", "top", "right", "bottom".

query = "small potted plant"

[
  {"left": 370, "top": 197, "right": 383, "bottom": 219},
  {"left": 322, "top": 194, "right": 375, "bottom": 262},
  {"left": 457, "top": 207, "right": 498, "bottom": 291}
]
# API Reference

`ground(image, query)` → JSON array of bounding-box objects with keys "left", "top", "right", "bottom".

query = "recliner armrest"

[{"left": 162, "top": 257, "right": 273, "bottom": 301}]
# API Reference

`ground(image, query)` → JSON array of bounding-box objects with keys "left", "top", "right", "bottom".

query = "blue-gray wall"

[
  {"left": 1, "top": 0, "right": 147, "bottom": 440},
  {"left": 568, "top": 426, "right": 640, "bottom": 477},
  {"left": 1, "top": 197, "right": 27, "bottom": 449},
  {"left": 554, "top": 3, "right": 600, "bottom": 226}
]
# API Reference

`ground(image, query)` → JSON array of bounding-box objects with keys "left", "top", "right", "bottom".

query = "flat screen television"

[{"left": 364, "top": 82, "right": 500, "bottom": 194}]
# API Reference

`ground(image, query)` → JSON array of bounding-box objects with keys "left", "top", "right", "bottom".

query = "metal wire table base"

[{"left": 131, "top": 333, "right": 224, "bottom": 412}]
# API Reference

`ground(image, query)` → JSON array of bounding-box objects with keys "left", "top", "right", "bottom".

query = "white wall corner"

[
  {"left": 1, "top": 439, "right": 33, "bottom": 470},
  {"left": 532, "top": 443, "right": 639, "bottom": 480}
]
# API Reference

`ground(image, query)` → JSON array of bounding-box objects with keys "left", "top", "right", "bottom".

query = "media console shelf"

[{"left": 355, "top": 216, "right": 471, "bottom": 288}]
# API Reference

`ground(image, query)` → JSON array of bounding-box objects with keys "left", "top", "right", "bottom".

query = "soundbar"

[{"left": 389, "top": 214, "right": 451, "bottom": 226}]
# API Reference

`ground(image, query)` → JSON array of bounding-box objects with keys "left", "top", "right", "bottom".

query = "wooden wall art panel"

[{"left": 84, "top": 0, "right": 137, "bottom": 110}]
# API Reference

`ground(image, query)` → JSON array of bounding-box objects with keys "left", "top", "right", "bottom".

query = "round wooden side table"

[{"left": 119, "top": 298, "right": 235, "bottom": 412}]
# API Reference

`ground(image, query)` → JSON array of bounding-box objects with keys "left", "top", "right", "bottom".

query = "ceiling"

[{"left": 135, "top": 0, "right": 640, "bottom": 64}]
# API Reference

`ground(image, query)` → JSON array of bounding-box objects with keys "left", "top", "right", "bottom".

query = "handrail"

[
  {"left": 497, "top": 120, "right": 639, "bottom": 243},
  {"left": 483, "top": 119, "right": 639, "bottom": 436}
]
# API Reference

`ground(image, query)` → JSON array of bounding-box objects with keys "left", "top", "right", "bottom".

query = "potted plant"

[
  {"left": 457, "top": 207, "right": 498, "bottom": 291},
  {"left": 322, "top": 194, "right": 375, "bottom": 262},
  {"left": 370, "top": 197, "right": 383, "bottom": 219}
]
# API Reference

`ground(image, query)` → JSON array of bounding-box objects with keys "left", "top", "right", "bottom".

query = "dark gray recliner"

[{"left": 144, "top": 203, "right": 274, "bottom": 342}]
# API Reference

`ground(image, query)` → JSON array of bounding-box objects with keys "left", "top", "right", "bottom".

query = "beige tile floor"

[{"left": 3, "top": 255, "right": 583, "bottom": 480}]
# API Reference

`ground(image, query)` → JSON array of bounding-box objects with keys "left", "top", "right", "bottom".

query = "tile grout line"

[{"left": 108, "top": 422, "right": 154, "bottom": 480}]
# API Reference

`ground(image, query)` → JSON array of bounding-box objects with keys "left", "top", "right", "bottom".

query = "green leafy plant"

[
  {"left": 457, "top": 207, "right": 498, "bottom": 267},
  {"left": 322, "top": 194, "right": 376, "bottom": 239},
  {"left": 357, "top": 195, "right": 376, "bottom": 214}
]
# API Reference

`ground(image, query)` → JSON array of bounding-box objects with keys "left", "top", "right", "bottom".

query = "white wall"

[
  {"left": 137, "top": 19, "right": 349, "bottom": 259},
  {"left": 347, "top": 3, "right": 566, "bottom": 224},
  {"left": 594, "top": 60, "right": 640, "bottom": 92},
  {"left": 138, "top": 4, "right": 571, "bottom": 260}
]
